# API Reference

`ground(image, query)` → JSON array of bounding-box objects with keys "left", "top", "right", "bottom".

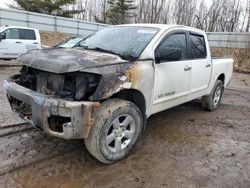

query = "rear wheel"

[
  {"left": 201, "top": 80, "right": 224, "bottom": 111},
  {"left": 84, "top": 99, "right": 143, "bottom": 164}
]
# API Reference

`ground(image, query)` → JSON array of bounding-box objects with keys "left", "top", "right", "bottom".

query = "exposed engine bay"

[{"left": 13, "top": 66, "right": 101, "bottom": 101}]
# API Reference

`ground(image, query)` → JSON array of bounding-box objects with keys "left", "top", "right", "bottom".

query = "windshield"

[
  {"left": 80, "top": 26, "right": 159, "bottom": 60},
  {"left": 57, "top": 37, "right": 84, "bottom": 48}
]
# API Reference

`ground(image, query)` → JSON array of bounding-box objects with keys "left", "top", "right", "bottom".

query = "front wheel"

[
  {"left": 201, "top": 80, "right": 224, "bottom": 111},
  {"left": 84, "top": 99, "right": 143, "bottom": 164}
]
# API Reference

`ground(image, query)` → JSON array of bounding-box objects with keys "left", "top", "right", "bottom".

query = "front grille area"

[{"left": 15, "top": 66, "right": 101, "bottom": 101}]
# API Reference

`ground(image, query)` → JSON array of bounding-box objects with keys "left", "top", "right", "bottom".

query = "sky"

[
  {"left": 0, "top": 0, "right": 247, "bottom": 9},
  {"left": 0, "top": 0, "right": 14, "bottom": 8},
  {"left": 0, "top": 0, "right": 215, "bottom": 9}
]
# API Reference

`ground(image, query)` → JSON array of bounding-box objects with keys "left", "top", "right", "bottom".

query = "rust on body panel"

[
  {"left": 87, "top": 62, "right": 141, "bottom": 100},
  {"left": 43, "top": 99, "right": 101, "bottom": 138},
  {"left": 125, "top": 62, "right": 140, "bottom": 87}
]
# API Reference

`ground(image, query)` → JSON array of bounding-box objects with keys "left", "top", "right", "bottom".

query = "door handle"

[
  {"left": 205, "top": 64, "right": 211, "bottom": 68},
  {"left": 33, "top": 42, "right": 38, "bottom": 44},
  {"left": 184, "top": 66, "right": 192, "bottom": 71},
  {"left": 16, "top": 41, "right": 22, "bottom": 44}
]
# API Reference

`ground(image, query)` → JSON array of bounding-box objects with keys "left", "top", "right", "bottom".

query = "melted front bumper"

[{"left": 3, "top": 78, "right": 100, "bottom": 139}]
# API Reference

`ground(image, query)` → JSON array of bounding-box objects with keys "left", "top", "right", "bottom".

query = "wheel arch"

[
  {"left": 112, "top": 89, "right": 146, "bottom": 115},
  {"left": 111, "top": 89, "right": 147, "bottom": 130},
  {"left": 217, "top": 73, "right": 225, "bottom": 85}
]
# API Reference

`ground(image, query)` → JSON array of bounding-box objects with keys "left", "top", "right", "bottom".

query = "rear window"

[
  {"left": 190, "top": 34, "right": 206, "bottom": 59},
  {"left": 19, "top": 29, "right": 36, "bottom": 40}
]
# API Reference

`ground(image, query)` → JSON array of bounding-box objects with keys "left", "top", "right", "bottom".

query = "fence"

[
  {"left": 0, "top": 8, "right": 108, "bottom": 36},
  {"left": 0, "top": 8, "right": 249, "bottom": 48},
  {"left": 207, "top": 32, "right": 250, "bottom": 49}
]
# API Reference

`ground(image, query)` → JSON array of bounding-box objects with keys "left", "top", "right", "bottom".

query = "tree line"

[{"left": 11, "top": 0, "right": 250, "bottom": 32}]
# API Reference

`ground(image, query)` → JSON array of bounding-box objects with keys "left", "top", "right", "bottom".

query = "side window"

[
  {"left": 4, "top": 29, "right": 20, "bottom": 39},
  {"left": 158, "top": 33, "right": 187, "bottom": 60},
  {"left": 190, "top": 34, "right": 206, "bottom": 59},
  {"left": 19, "top": 29, "right": 36, "bottom": 40}
]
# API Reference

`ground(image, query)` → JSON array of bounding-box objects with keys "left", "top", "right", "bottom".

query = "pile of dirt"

[
  {"left": 211, "top": 48, "right": 250, "bottom": 73},
  {"left": 40, "top": 31, "right": 73, "bottom": 47}
]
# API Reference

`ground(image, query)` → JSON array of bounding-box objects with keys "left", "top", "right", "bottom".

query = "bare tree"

[
  {"left": 70, "top": 0, "right": 248, "bottom": 32},
  {"left": 245, "top": 0, "right": 250, "bottom": 31}
]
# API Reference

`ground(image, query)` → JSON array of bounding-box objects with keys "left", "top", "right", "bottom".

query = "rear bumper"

[{"left": 3, "top": 78, "right": 100, "bottom": 139}]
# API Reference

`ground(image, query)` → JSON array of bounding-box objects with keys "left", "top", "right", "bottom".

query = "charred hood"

[{"left": 19, "top": 48, "right": 128, "bottom": 74}]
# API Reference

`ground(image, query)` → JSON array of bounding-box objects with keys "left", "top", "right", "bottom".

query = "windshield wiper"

[
  {"left": 82, "top": 46, "right": 137, "bottom": 61},
  {"left": 88, "top": 47, "right": 119, "bottom": 55}
]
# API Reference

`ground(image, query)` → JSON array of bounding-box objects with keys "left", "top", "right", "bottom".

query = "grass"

[
  {"left": 40, "top": 30, "right": 72, "bottom": 47},
  {"left": 211, "top": 48, "right": 250, "bottom": 73}
]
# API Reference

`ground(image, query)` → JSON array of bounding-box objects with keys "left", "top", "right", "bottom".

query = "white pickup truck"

[
  {"left": 0, "top": 26, "right": 41, "bottom": 59},
  {"left": 4, "top": 24, "right": 233, "bottom": 164}
]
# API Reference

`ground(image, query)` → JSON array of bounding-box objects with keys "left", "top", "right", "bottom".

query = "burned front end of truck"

[
  {"left": 3, "top": 47, "right": 136, "bottom": 139},
  {"left": 4, "top": 65, "right": 102, "bottom": 139}
]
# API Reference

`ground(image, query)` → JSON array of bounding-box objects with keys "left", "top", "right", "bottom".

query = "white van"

[{"left": 0, "top": 26, "right": 41, "bottom": 59}]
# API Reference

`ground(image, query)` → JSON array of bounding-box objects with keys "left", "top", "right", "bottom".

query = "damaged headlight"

[{"left": 62, "top": 72, "right": 101, "bottom": 101}]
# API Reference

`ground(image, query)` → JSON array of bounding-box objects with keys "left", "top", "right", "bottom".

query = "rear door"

[
  {"left": 189, "top": 32, "right": 211, "bottom": 92},
  {"left": 0, "top": 28, "right": 24, "bottom": 58},
  {"left": 153, "top": 30, "right": 192, "bottom": 106},
  {"left": 19, "top": 29, "right": 40, "bottom": 52}
]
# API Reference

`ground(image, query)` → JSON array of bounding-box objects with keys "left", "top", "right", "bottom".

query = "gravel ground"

[
  {"left": 0, "top": 67, "right": 249, "bottom": 188},
  {"left": 0, "top": 60, "right": 21, "bottom": 67},
  {"left": 0, "top": 67, "right": 24, "bottom": 127}
]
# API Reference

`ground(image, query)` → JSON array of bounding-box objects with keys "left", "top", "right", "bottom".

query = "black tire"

[
  {"left": 84, "top": 99, "right": 143, "bottom": 164},
  {"left": 201, "top": 80, "right": 224, "bottom": 111}
]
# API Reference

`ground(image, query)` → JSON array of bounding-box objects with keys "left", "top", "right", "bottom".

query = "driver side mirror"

[
  {"left": 0, "top": 32, "right": 6, "bottom": 41},
  {"left": 155, "top": 46, "right": 182, "bottom": 63}
]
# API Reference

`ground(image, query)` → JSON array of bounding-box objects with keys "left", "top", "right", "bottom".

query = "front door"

[
  {"left": 153, "top": 31, "right": 192, "bottom": 110},
  {"left": 0, "top": 28, "right": 24, "bottom": 58}
]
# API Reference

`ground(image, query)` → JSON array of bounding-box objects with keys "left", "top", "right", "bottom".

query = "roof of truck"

[
  {"left": 117, "top": 23, "right": 205, "bottom": 33},
  {"left": 119, "top": 23, "right": 178, "bottom": 29},
  {"left": 0, "top": 25, "right": 39, "bottom": 31}
]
